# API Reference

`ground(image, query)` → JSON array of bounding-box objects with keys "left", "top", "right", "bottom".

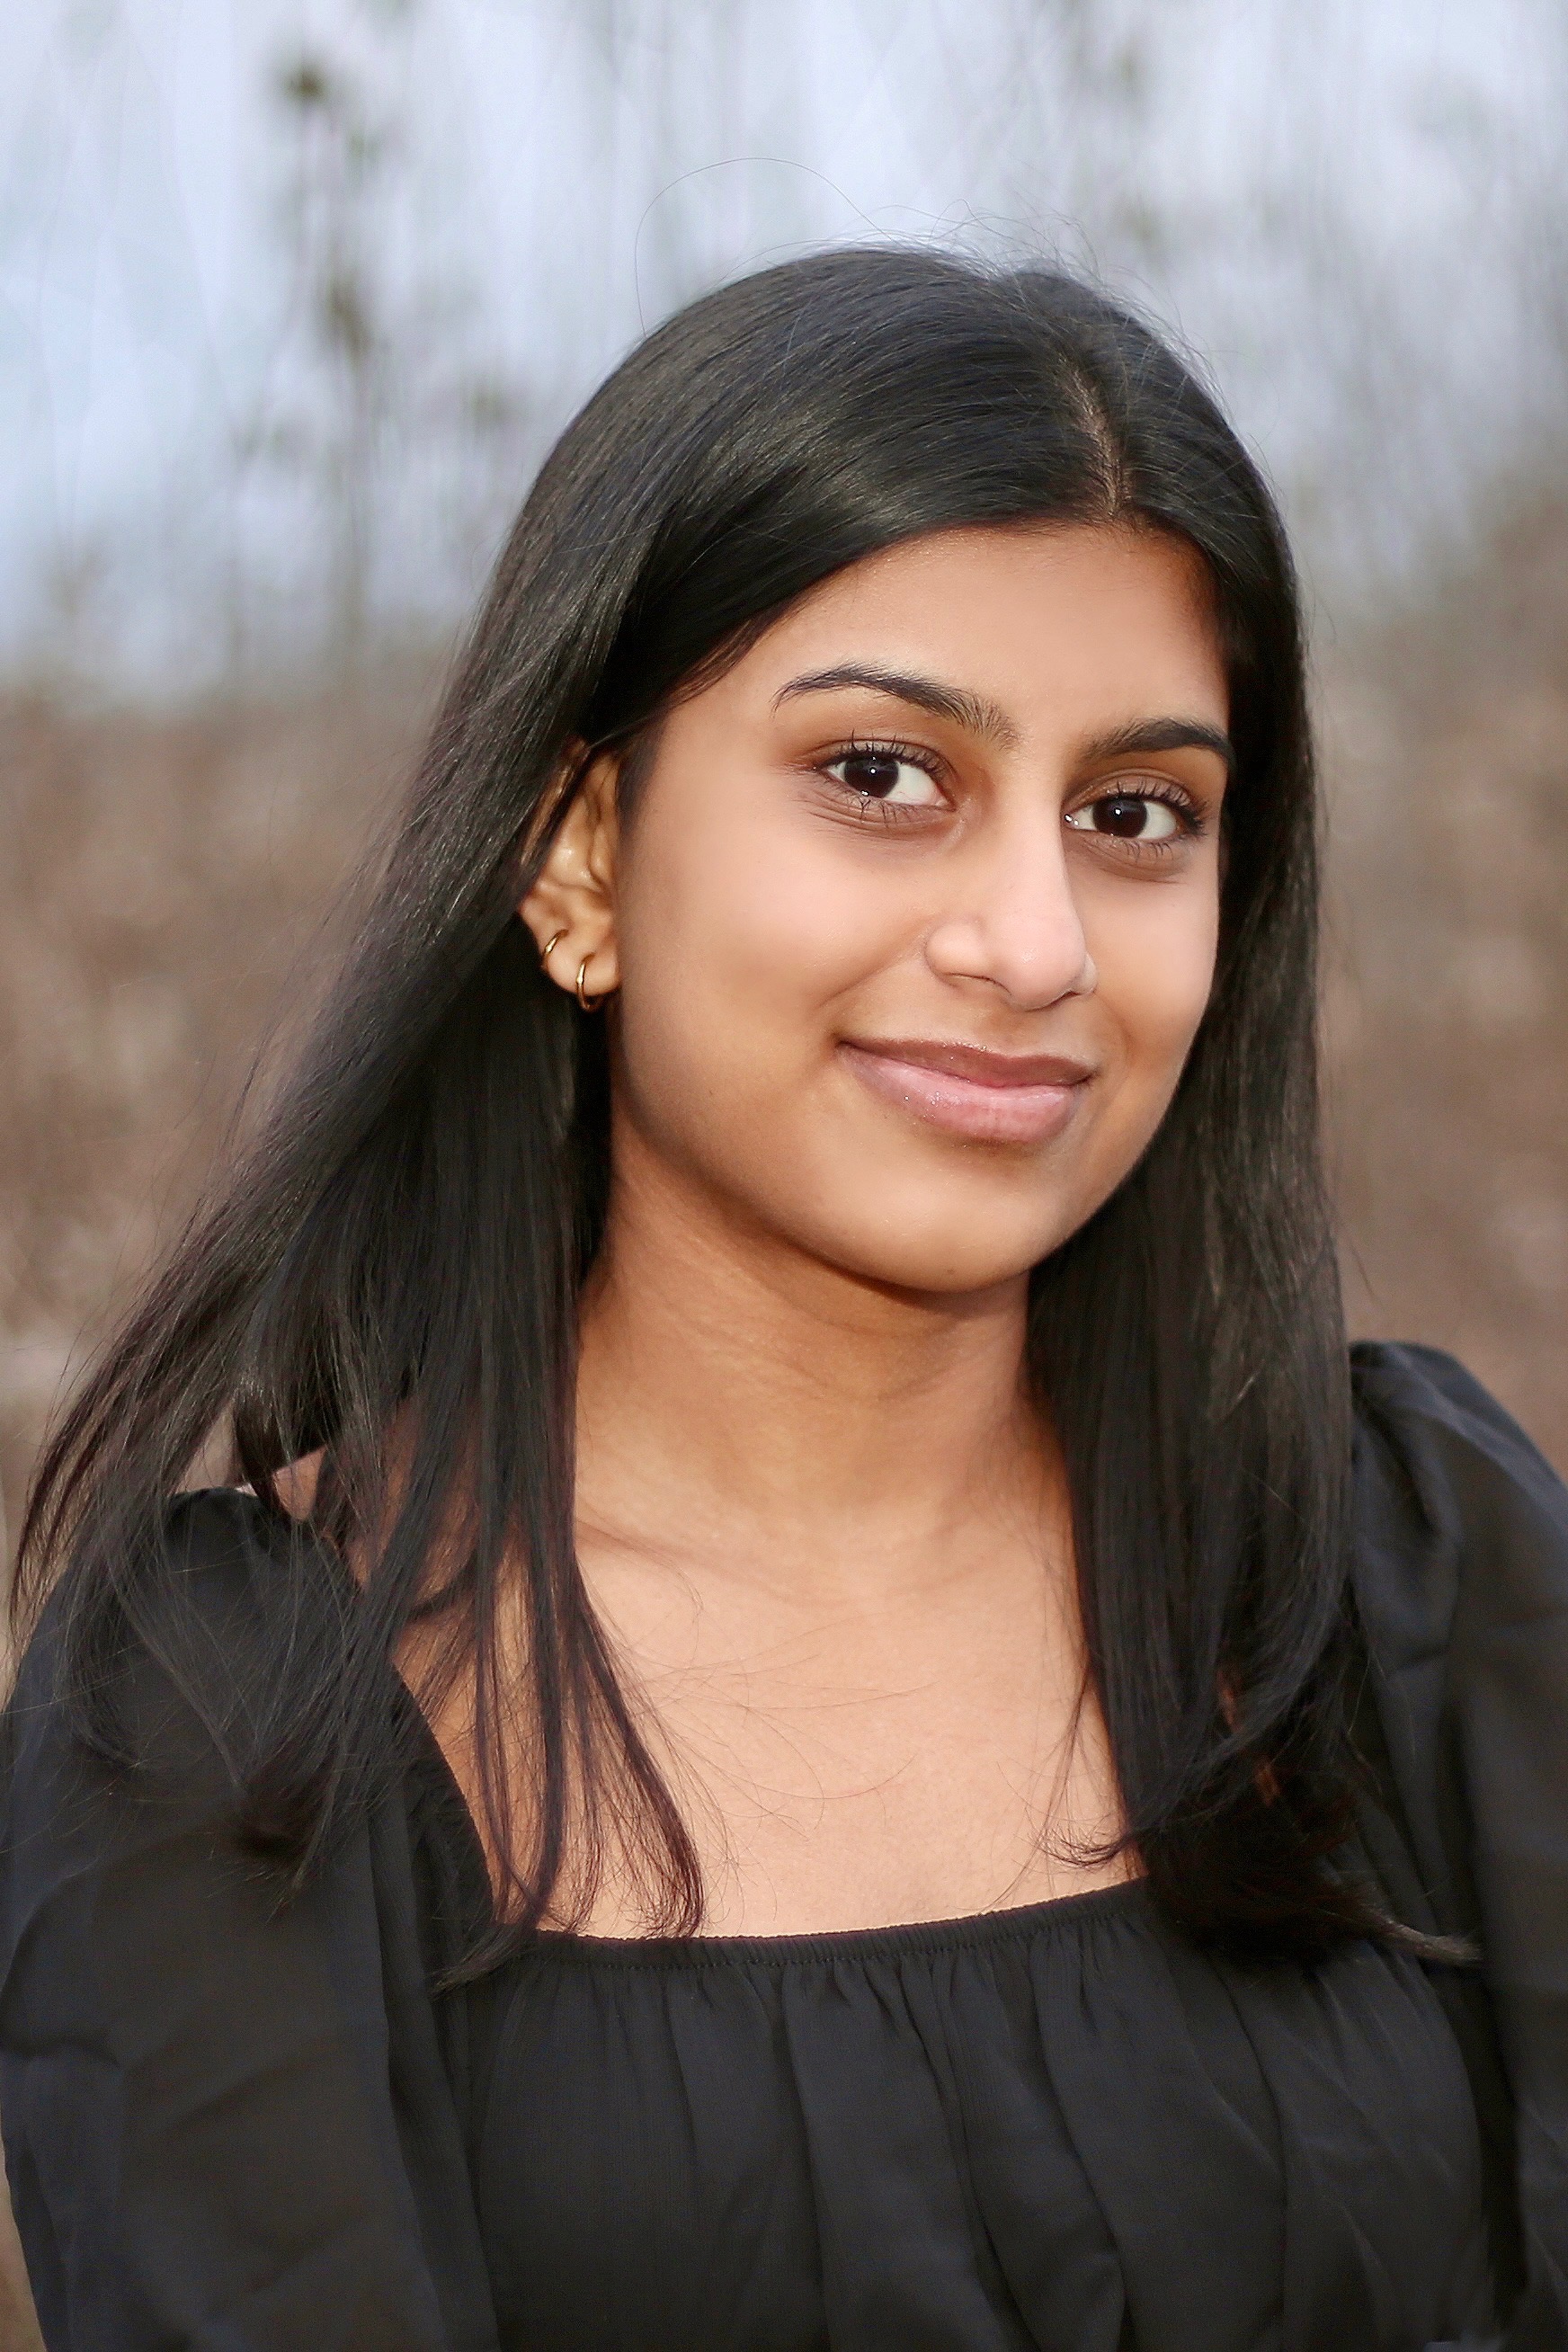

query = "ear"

[{"left": 518, "top": 752, "right": 621, "bottom": 1002}]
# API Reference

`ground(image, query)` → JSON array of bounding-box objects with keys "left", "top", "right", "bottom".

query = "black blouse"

[
  {"left": 465, "top": 1883, "right": 1491, "bottom": 2348},
  {"left": 4, "top": 1343, "right": 1568, "bottom": 2348}
]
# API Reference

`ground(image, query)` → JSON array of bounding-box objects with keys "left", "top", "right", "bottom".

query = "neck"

[{"left": 575, "top": 1129, "right": 1055, "bottom": 1603}]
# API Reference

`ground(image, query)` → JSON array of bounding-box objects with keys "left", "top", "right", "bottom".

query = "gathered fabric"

[{"left": 463, "top": 1878, "right": 1491, "bottom": 2348}]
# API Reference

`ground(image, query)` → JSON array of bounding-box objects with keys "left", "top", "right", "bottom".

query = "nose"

[{"left": 923, "top": 806, "right": 1096, "bottom": 1009}]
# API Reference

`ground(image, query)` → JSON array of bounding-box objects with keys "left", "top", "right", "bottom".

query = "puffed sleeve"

[
  {"left": 0, "top": 1491, "right": 499, "bottom": 2351},
  {"left": 1351, "top": 1341, "right": 1568, "bottom": 2348}
]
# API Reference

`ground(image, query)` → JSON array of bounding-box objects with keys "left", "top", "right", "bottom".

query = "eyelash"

[{"left": 817, "top": 739, "right": 1207, "bottom": 849}]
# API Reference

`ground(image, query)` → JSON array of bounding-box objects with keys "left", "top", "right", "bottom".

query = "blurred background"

[
  {"left": 4, "top": 0, "right": 1568, "bottom": 1561},
  {"left": 0, "top": 11, "right": 1566, "bottom": 2322}
]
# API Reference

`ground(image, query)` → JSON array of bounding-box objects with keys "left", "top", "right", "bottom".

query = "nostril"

[{"left": 923, "top": 905, "right": 1096, "bottom": 1011}]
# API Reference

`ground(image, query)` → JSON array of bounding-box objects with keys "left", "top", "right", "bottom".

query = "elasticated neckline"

[{"left": 522, "top": 1872, "right": 1147, "bottom": 1969}]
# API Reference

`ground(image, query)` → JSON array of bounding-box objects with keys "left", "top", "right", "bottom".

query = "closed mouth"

[
  {"left": 838, "top": 1037, "right": 1096, "bottom": 1145},
  {"left": 843, "top": 1038, "right": 1097, "bottom": 1089}
]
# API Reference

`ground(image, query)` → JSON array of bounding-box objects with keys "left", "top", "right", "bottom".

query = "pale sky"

[{"left": 3, "top": 0, "right": 1564, "bottom": 682}]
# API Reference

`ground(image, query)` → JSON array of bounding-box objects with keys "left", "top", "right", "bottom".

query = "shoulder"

[
  {"left": 1350, "top": 1340, "right": 1565, "bottom": 1523},
  {"left": 1348, "top": 1342, "right": 1568, "bottom": 1879},
  {"left": 13, "top": 1482, "right": 333, "bottom": 1684},
  {"left": 5, "top": 1487, "right": 351, "bottom": 1831},
  {"left": 1348, "top": 1348, "right": 1568, "bottom": 1995},
  {"left": 0, "top": 1493, "right": 482, "bottom": 2348},
  {"left": 1349, "top": 1341, "right": 1568, "bottom": 1664}
]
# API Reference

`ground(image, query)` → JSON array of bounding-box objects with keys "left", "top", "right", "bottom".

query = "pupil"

[
  {"left": 1098, "top": 797, "right": 1147, "bottom": 838},
  {"left": 848, "top": 752, "right": 900, "bottom": 796}
]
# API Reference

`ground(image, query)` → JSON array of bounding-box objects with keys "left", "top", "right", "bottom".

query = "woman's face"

[{"left": 530, "top": 522, "right": 1231, "bottom": 1296}]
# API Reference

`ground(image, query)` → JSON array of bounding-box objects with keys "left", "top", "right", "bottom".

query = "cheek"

[
  {"left": 611, "top": 806, "right": 890, "bottom": 1210},
  {"left": 1088, "top": 878, "right": 1220, "bottom": 1084},
  {"left": 619, "top": 796, "right": 893, "bottom": 1057}
]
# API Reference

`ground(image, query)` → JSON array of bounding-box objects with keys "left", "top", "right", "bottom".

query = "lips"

[{"left": 839, "top": 1037, "right": 1095, "bottom": 1145}]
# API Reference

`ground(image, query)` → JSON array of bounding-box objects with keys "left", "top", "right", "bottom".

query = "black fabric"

[
  {"left": 1348, "top": 1344, "right": 1568, "bottom": 2346},
  {"left": 468, "top": 1882, "right": 1491, "bottom": 2348},
  {"left": 1, "top": 1342, "right": 1565, "bottom": 2348}
]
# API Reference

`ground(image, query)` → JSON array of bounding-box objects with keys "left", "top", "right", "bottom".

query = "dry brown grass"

[
  {"left": 2, "top": 504, "right": 1566, "bottom": 1566},
  {"left": 1325, "top": 499, "right": 1568, "bottom": 1466},
  {"left": 0, "top": 664, "right": 443, "bottom": 1544}
]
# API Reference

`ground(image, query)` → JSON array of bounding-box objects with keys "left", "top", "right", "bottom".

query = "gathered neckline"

[{"left": 518, "top": 1875, "right": 1149, "bottom": 1969}]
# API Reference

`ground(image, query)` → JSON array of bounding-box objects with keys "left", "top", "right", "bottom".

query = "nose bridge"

[{"left": 966, "top": 780, "right": 1086, "bottom": 996}]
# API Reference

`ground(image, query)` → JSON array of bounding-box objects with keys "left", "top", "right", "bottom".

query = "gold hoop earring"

[
  {"left": 575, "top": 956, "right": 605, "bottom": 1012},
  {"left": 539, "top": 928, "right": 566, "bottom": 968}
]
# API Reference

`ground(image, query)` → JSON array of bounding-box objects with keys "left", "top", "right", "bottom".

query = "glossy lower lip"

[{"left": 841, "top": 1042, "right": 1091, "bottom": 1145}]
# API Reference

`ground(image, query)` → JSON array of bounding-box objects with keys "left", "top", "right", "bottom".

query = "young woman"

[{"left": 3, "top": 247, "right": 1565, "bottom": 2349}]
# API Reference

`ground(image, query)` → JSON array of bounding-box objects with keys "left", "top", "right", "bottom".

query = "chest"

[{"left": 576, "top": 1546, "right": 1129, "bottom": 1936}]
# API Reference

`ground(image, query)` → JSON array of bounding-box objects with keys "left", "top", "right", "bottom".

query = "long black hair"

[{"left": 17, "top": 246, "right": 1370, "bottom": 1959}]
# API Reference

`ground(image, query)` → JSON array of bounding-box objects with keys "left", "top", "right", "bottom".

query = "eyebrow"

[
  {"left": 772, "top": 666, "right": 1235, "bottom": 780},
  {"left": 771, "top": 664, "right": 1020, "bottom": 748},
  {"left": 1078, "top": 716, "right": 1236, "bottom": 780}
]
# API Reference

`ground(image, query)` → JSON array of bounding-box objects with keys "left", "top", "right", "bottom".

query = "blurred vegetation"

[
  {"left": 4, "top": 0, "right": 1568, "bottom": 1541},
  {"left": 4, "top": 479, "right": 1568, "bottom": 1553},
  {"left": 0, "top": 667, "right": 437, "bottom": 1535},
  {"left": 3, "top": 9, "right": 1568, "bottom": 2342},
  {"left": 1325, "top": 493, "right": 1568, "bottom": 1450},
  {"left": 4, "top": 4, "right": 1567, "bottom": 2339}
]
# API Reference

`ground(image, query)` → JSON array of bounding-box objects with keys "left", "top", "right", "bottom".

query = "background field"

[
  {"left": 4, "top": 10, "right": 1568, "bottom": 2335},
  {"left": 5, "top": 479, "right": 1568, "bottom": 1554},
  {"left": 4, "top": 12, "right": 1568, "bottom": 1521}
]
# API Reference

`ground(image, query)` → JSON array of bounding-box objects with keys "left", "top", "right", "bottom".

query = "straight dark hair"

[{"left": 17, "top": 245, "right": 1374, "bottom": 1961}]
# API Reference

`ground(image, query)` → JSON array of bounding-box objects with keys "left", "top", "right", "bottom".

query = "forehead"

[{"left": 725, "top": 522, "right": 1228, "bottom": 733}]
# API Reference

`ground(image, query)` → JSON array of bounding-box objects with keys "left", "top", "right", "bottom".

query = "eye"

[
  {"left": 1065, "top": 789, "right": 1190, "bottom": 843},
  {"left": 824, "top": 745, "right": 944, "bottom": 807}
]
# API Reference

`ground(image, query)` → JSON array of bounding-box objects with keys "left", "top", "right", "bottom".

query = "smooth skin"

[{"left": 513, "top": 521, "right": 1230, "bottom": 1938}]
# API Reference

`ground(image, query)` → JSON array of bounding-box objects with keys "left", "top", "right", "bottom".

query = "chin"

[{"left": 813, "top": 1207, "right": 1074, "bottom": 1299}]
